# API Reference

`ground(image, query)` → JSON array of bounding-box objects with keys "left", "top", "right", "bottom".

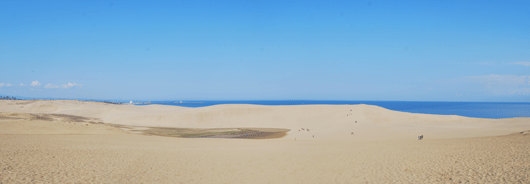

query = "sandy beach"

[{"left": 1, "top": 100, "right": 529, "bottom": 183}]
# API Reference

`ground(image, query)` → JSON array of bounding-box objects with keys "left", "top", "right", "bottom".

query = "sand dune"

[
  {"left": 1, "top": 100, "right": 528, "bottom": 140},
  {"left": 1, "top": 100, "right": 529, "bottom": 183}
]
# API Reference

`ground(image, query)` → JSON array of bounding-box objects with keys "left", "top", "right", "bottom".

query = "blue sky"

[{"left": 1, "top": 0, "right": 529, "bottom": 101}]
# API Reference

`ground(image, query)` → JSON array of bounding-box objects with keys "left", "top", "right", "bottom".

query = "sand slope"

[
  {"left": 1, "top": 100, "right": 530, "bottom": 183},
  {"left": 1, "top": 100, "right": 529, "bottom": 140},
  {"left": 2, "top": 133, "right": 529, "bottom": 183}
]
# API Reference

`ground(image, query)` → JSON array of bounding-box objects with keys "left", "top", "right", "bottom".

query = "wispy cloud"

[
  {"left": 461, "top": 74, "right": 530, "bottom": 96},
  {"left": 31, "top": 81, "right": 41, "bottom": 86},
  {"left": 464, "top": 74, "right": 530, "bottom": 85},
  {"left": 475, "top": 61, "right": 494, "bottom": 66},
  {"left": 44, "top": 84, "right": 59, "bottom": 88},
  {"left": 512, "top": 62, "right": 530, "bottom": 66},
  {"left": 44, "top": 82, "right": 82, "bottom": 89},
  {"left": 452, "top": 61, "right": 495, "bottom": 66},
  {"left": 0, "top": 81, "right": 82, "bottom": 89},
  {"left": 61, "top": 82, "right": 82, "bottom": 88},
  {"left": 509, "top": 87, "right": 530, "bottom": 95}
]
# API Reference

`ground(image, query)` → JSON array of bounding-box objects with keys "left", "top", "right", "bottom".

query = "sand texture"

[{"left": 1, "top": 100, "right": 530, "bottom": 183}]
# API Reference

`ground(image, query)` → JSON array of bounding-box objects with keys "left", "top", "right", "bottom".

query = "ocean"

[{"left": 137, "top": 101, "right": 530, "bottom": 119}]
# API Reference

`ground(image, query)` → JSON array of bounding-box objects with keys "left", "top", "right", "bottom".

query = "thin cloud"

[
  {"left": 512, "top": 62, "right": 530, "bottom": 66},
  {"left": 6, "top": 83, "right": 13, "bottom": 87},
  {"left": 464, "top": 74, "right": 529, "bottom": 85},
  {"left": 462, "top": 74, "right": 530, "bottom": 96},
  {"left": 61, "top": 82, "right": 82, "bottom": 88},
  {"left": 44, "top": 82, "right": 82, "bottom": 89},
  {"left": 475, "top": 61, "right": 494, "bottom": 66},
  {"left": 452, "top": 61, "right": 494, "bottom": 66},
  {"left": 510, "top": 87, "right": 530, "bottom": 95},
  {"left": 19, "top": 83, "right": 25, "bottom": 86},
  {"left": 45, "top": 84, "right": 59, "bottom": 88},
  {"left": 31, "top": 81, "right": 41, "bottom": 86}
]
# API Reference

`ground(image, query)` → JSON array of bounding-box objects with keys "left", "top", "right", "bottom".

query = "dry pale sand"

[{"left": 1, "top": 100, "right": 530, "bottom": 183}]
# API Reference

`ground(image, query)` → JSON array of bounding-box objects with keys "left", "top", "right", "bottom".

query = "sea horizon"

[
  {"left": 3, "top": 96, "right": 529, "bottom": 119},
  {"left": 141, "top": 100, "right": 530, "bottom": 119}
]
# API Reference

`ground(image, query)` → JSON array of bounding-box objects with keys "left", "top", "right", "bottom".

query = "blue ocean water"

[{"left": 138, "top": 101, "right": 530, "bottom": 119}]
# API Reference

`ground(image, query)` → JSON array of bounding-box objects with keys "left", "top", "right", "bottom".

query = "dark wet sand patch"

[
  {"left": 0, "top": 112, "right": 289, "bottom": 139},
  {"left": 146, "top": 127, "right": 289, "bottom": 139},
  {"left": 109, "top": 124, "right": 290, "bottom": 139},
  {"left": 0, "top": 112, "right": 103, "bottom": 123}
]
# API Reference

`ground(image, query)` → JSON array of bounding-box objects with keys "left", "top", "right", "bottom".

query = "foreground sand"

[
  {"left": 1, "top": 100, "right": 530, "bottom": 183},
  {"left": 2, "top": 133, "right": 529, "bottom": 183}
]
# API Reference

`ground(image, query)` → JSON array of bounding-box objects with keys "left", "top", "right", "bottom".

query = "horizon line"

[{"left": 0, "top": 96, "right": 528, "bottom": 103}]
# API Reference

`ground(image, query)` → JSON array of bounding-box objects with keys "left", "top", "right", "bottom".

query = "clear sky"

[{"left": 1, "top": 0, "right": 529, "bottom": 101}]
